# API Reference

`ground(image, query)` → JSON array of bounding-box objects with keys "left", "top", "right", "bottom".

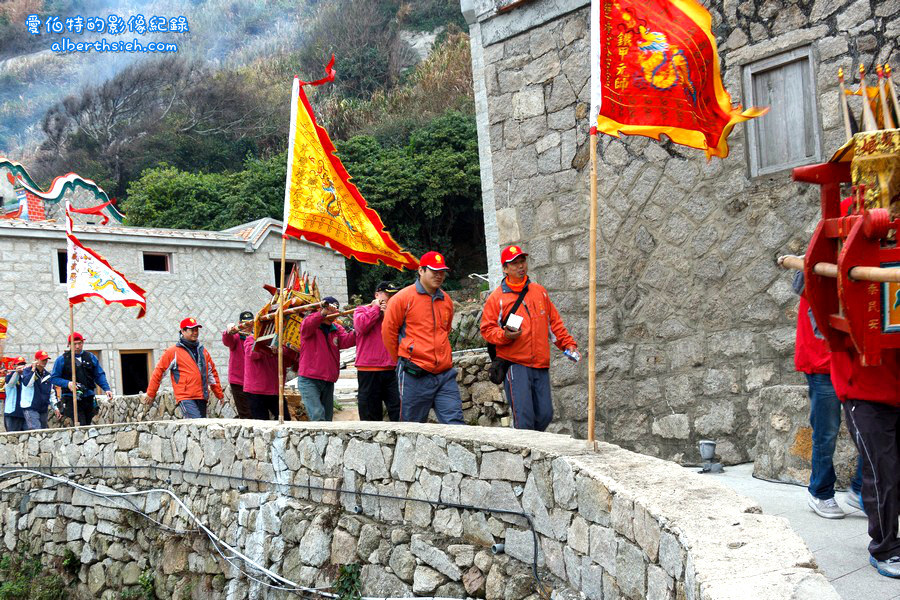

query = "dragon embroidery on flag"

[
  {"left": 636, "top": 25, "right": 697, "bottom": 102},
  {"left": 87, "top": 268, "right": 125, "bottom": 294}
]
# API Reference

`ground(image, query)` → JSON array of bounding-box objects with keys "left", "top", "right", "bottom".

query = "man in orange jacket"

[
  {"left": 382, "top": 251, "right": 463, "bottom": 424},
  {"left": 481, "top": 245, "right": 578, "bottom": 431},
  {"left": 143, "top": 317, "right": 224, "bottom": 418}
]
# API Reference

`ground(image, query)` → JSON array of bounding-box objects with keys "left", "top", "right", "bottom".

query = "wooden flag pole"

[
  {"left": 859, "top": 65, "right": 879, "bottom": 132},
  {"left": 877, "top": 66, "right": 896, "bottom": 129},
  {"left": 838, "top": 68, "right": 853, "bottom": 142},
  {"left": 277, "top": 237, "right": 287, "bottom": 424},
  {"left": 68, "top": 303, "right": 78, "bottom": 427},
  {"left": 587, "top": 131, "right": 599, "bottom": 445},
  {"left": 885, "top": 64, "right": 900, "bottom": 126}
]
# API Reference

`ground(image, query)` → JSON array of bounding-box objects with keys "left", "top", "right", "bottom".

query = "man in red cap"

[
  {"left": 4, "top": 356, "right": 28, "bottom": 432},
  {"left": 354, "top": 281, "right": 402, "bottom": 421},
  {"left": 21, "top": 350, "right": 59, "bottom": 430},
  {"left": 51, "top": 332, "right": 113, "bottom": 426},
  {"left": 481, "top": 245, "right": 578, "bottom": 431},
  {"left": 382, "top": 251, "right": 463, "bottom": 424},
  {"left": 143, "top": 318, "right": 224, "bottom": 418}
]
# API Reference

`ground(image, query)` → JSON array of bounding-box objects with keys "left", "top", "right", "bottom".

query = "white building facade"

[{"left": 0, "top": 217, "right": 348, "bottom": 395}]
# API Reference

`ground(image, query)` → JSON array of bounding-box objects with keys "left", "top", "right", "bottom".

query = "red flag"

[{"left": 590, "top": 0, "right": 767, "bottom": 158}]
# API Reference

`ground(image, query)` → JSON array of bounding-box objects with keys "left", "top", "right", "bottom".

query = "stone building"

[
  {"left": 0, "top": 217, "right": 348, "bottom": 395},
  {"left": 462, "top": 0, "right": 898, "bottom": 461}
]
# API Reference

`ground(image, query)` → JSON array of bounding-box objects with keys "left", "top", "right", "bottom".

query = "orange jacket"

[
  {"left": 382, "top": 280, "right": 454, "bottom": 374},
  {"left": 146, "top": 343, "right": 224, "bottom": 403},
  {"left": 480, "top": 278, "right": 576, "bottom": 369}
]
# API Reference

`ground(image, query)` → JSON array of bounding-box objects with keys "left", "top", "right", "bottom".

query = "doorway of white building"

[{"left": 120, "top": 351, "right": 152, "bottom": 396}]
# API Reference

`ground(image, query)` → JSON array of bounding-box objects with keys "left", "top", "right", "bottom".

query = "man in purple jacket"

[
  {"left": 222, "top": 311, "right": 254, "bottom": 419},
  {"left": 297, "top": 297, "right": 356, "bottom": 421},
  {"left": 354, "top": 282, "right": 401, "bottom": 421}
]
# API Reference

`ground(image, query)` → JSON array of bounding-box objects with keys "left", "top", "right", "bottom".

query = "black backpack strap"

[{"left": 500, "top": 282, "right": 529, "bottom": 327}]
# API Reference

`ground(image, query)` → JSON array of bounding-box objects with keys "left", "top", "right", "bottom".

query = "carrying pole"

[
  {"left": 69, "top": 303, "right": 78, "bottom": 427},
  {"left": 277, "top": 237, "right": 287, "bottom": 424},
  {"left": 587, "top": 132, "right": 599, "bottom": 444}
]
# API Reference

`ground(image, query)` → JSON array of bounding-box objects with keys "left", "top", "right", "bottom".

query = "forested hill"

[{"left": 0, "top": 0, "right": 484, "bottom": 295}]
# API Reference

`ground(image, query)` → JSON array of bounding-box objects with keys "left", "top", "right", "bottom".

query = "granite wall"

[{"left": 0, "top": 421, "right": 838, "bottom": 599}]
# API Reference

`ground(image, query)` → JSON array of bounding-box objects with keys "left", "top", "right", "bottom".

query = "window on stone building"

[
  {"left": 743, "top": 45, "right": 822, "bottom": 177},
  {"left": 56, "top": 250, "right": 66, "bottom": 284},
  {"left": 274, "top": 260, "right": 300, "bottom": 288},
  {"left": 142, "top": 252, "right": 171, "bottom": 272}
]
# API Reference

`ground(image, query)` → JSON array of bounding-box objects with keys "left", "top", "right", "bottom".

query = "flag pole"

[
  {"left": 877, "top": 66, "right": 896, "bottom": 129},
  {"left": 886, "top": 64, "right": 900, "bottom": 123},
  {"left": 587, "top": 131, "right": 599, "bottom": 445},
  {"left": 277, "top": 236, "right": 287, "bottom": 424},
  {"left": 69, "top": 303, "right": 78, "bottom": 427},
  {"left": 838, "top": 68, "right": 853, "bottom": 142},
  {"left": 859, "top": 65, "right": 879, "bottom": 131}
]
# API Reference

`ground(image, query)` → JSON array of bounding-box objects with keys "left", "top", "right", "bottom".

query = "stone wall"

[
  {"left": 752, "top": 385, "right": 859, "bottom": 487},
  {"left": 0, "top": 421, "right": 838, "bottom": 599},
  {"left": 462, "top": 0, "right": 899, "bottom": 461}
]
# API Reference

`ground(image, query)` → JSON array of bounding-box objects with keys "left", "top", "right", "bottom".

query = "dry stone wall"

[
  {"left": 463, "top": 0, "right": 900, "bottom": 462},
  {"left": 0, "top": 421, "right": 837, "bottom": 599},
  {"left": 753, "top": 385, "right": 859, "bottom": 487}
]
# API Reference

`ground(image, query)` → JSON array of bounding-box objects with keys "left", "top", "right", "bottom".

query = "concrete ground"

[{"left": 710, "top": 463, "right": 900, "bottom": 600}]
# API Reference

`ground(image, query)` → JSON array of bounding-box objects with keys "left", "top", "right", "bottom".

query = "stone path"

[{"left": 712, "top": 463, "right": 900, "bottom": 600}]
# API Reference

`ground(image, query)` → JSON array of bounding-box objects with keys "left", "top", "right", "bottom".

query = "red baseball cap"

[
  {"left": 68, "top": 332, "right": 84, "bottom": 343},
  {"left": 14, "top": 356, "right": 25, "bottom": 365},
  {"left": 419, "top": 251, "right": 450, "bottom": 271},
  {"left": 180, "top": 317, "right": 202, "bottom": 329},
  {"left": 34, "top": 351, "right": 49, "bottom": 361},
  {"left": 501, "top": 245, "right": 528, "bottom": 264}
]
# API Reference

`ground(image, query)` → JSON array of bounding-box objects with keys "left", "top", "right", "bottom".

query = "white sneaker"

[
  {"left": 845, "top": 491, "right": 864, "bottom": 512},
  {"left": 807, "top": 493, "right": 846, "bottom": 519}
]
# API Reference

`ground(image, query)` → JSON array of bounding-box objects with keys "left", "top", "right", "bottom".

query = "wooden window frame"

[
  {"left": 142, "top": 251, "right": 172, "bottom": 273},
  {"left": 742, "top": 45, "right": 822, "bottom": 178}
]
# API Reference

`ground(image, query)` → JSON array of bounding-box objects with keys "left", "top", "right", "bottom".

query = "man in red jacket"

[
  {"left": 221, "top": 310, "right": 254, "bottom": 419},
  {"left": 382, "top": 251, "right": 463, "bottom": 424},
  {"left": 354, "top": 281, "right": 401, "bottom": 421},
  {"left": 143, "top": 317, "right": 224, "bottom": 418},
  {"left": 481, "top": 245, "right": 577, "bottom": 431},
  {"left": 792, "top": 271, "right": 863, "bottom": 519},
  {"left": 296, "top": 297, "right": 356, "bottom": 421},
  {"left": 832, "top": 347, "right": 900, "bottom": 578}
]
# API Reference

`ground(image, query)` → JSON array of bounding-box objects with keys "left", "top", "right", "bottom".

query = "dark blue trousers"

[
  {"left": 397, "top": 366, "right": 463, "bottom": 424},
  {"left": 807, "top": 373, "right": 863, "bottom": 499},
  {"left": 504, "top": 363, "right": 552, "bottom": 431}
]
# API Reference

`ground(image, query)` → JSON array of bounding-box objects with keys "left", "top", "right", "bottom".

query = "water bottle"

[{"left": 563, "top": 349, "right": 581, "bottom": 362}]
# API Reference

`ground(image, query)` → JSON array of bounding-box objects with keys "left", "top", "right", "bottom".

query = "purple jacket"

[
  {"left": 222, "top": 331, "right": 246, "bottom": 385},
  {"left": 297, "top": 311, "right": 356, "bottom": 383},
  {"left": 242, "top": 335, "right": 279, "bottom": 395},
  {"left": 353, "top": 304, "right": 396, "bottom": 370}
]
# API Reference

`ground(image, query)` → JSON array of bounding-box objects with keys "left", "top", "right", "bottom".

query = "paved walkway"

[{"left": 711, "top": 463, "right": 900, "bottom": 600}]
